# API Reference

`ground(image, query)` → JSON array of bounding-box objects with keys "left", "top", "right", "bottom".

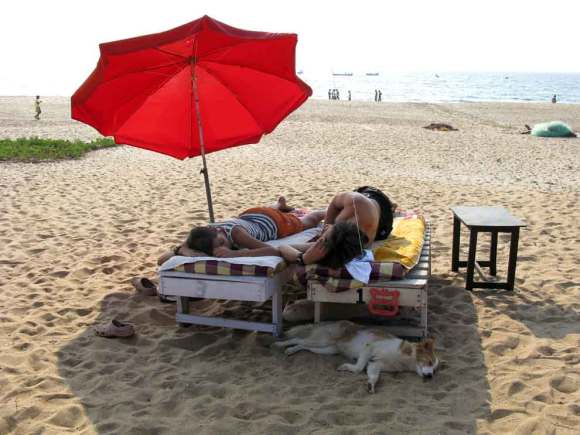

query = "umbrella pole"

[{"left": 191, "top": 60, "right": 215, "bottom": 223}]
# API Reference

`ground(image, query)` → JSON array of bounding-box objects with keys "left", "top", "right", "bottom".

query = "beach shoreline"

[{"left": 0, "top": 97, "right": 578, "bottom": 434}]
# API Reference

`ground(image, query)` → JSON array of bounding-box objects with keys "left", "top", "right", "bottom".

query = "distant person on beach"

[
  {"left": 374, "top": 89, "right": 378, "bottom": 102},
  {"left": 328, "top": 89, "right": 332, "bottom": 100},
  {"left": 157, "top": 197, "right": 325, "bottom": 263},
  {"left": 348, "top": 90, "right": 351, "bottom": 101},
  {"left": 34, "top": 96, "right": 42, "bottom": 120},
  {"left": 378, "top": 90, "right": 382, "bottom": 102},
  {"left": 552, "top": 94, "right": 557, "bottom": 104},
  {"left": 336, "top": 89, "right": 340, "bottom": 100},
  {"left": 279, "top": 186, "right": 395, "bottom": 268}
]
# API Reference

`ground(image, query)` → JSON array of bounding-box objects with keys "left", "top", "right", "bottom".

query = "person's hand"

[
  {"left": 157, "top": 250, "right": 175, "bottom": 266},
  {"left": 213, "top": 246, "right": 237, "bottom": 258},
  {"left": 279, "top": 245, "right": 300, "bottom": 263},
  {"left": 178, "top": 245, "right": 206, "bottom": 257},
  {"left": 303, "top": 236, "right": 328, "bottom": 264}
]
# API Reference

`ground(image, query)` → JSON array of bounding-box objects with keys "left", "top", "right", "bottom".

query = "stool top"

[{"left": 450, "top": 206, "right": 526, "bottom": 228}]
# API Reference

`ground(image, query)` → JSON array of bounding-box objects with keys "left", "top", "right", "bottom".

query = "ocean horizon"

[
  {"left": 301, "top": 71, "right": 580, "bottom": 104},
  {"left": 4, "top": 72, "right": 580, "bottom": 105}
]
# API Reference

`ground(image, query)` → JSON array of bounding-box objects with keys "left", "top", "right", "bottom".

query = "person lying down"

[
  {"left": 157, "top": 197, "right": 325, "bottom": 264},
  {"left": 158, "top": 187, "right": 395, "bottom": 270}
]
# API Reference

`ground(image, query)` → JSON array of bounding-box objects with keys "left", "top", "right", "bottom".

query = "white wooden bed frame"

[
  {"left": 158, "top": 268, "right": 290, "bottom": 337},
  {"left": 307, "top": 223, "right": 432, "bottom": 338},
  {"left": 157, "top": 228, "right": 320, "bottom": 337}
]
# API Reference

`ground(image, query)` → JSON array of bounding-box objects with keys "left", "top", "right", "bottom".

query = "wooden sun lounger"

[
  {"left": 158, "top": 268, "right": 289, "bottom": 337},
  {"left": 157, "top": 228, "right": 321, "bottom": 338},
  {"left": 307, "top": 223, "right": 432, "bottom": 338}
]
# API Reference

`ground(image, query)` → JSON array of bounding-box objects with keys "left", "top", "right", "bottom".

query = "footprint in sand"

[
  {"left": 50, "top": 270, "right": 70, "bottom": 278},
  {"left": 161, "top": 333, "right": 219, "bottom": 353},
  {"left": 48, "top": 405, "right": 84, "bottom": 429},
  {"left": 507, "top": 380, "right": 527, "bottom": 396},
  {"left": 550, "top": 374, "right": 579, "bottom": 394}
]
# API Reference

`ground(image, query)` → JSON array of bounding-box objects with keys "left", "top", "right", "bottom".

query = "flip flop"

[
  {"left": 131, "top": 277, "right": 157, "bottom": 296},
  {"left": 94, "top": 319, "right": 135, "bottom": 338}
]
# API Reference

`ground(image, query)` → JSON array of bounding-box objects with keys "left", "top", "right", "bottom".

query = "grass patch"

[{"left": 0, "top": 137, "right": 117, "bottom": 162}]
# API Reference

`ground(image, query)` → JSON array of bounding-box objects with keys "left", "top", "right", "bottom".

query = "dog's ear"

[{"left": 422, "top": 338, "right": 435, "bottom": 352}]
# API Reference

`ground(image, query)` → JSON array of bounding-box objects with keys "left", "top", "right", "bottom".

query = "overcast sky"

[{"left": 2, "top": 0, "right": 579, "bottom": 95}]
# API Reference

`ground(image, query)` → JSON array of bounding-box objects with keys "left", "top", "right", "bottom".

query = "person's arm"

[
  {"left": 325, "top": 192, "right": 354, "bottom": 224},
  {"left": 213, "top": 226, "right": 280, "bottom": 257},
  {"left": 278, "top": 245, "right": 302, "bottom": 263},
  {"left": 157, "top": 243, "right": 206, "bottom": 265},
  {"left": 214, "top": 246, "right": 280, "bottom": 257}
]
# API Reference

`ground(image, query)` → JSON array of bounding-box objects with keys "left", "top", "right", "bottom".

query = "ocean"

[{"left": 301, "top": 71, "right": 580, "bottom": 104}]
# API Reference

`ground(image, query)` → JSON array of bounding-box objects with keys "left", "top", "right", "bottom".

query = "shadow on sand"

[{"left": 57, "top": 275, "right": 491, "bottom": 434}]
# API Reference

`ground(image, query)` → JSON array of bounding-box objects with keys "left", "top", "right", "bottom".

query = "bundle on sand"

[
  {"left": 531, "top": 121, "right": 577, "bottom": 138},
  {"left": 423, "top": 123, "right": 458, "bottom": 131}
]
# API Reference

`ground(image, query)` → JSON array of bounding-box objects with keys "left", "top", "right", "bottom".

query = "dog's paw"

[
  {"left": 284, "top": 346, "right": 301, "bottom": 356},
  {"left": 337, "top": 363, "right": 355, "bottom": 372},
  {"left": 367, "top": 383, "right": 376, "bottom": 394}
]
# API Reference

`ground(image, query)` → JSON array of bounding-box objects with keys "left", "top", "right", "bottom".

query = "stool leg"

[
  {"left": 451, "top": 215, "right": 461, "bottom": 271},
  {"left": 490, "top": 231, "right": 498, "bottom": 276},
  {"left": 506, "top": 228, "right": 520, "bottom": 291},
  {"left": 466, "top": 230, "right": 478, "bottom": 290}
]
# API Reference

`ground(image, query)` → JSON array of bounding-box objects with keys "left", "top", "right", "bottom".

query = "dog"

[{"left": 272, "top": 320, "right": 439, "bottom": 393}]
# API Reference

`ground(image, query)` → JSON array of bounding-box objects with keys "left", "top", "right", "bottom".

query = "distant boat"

[
  {"left": 435, "top": 74, "right": 440, "bottom": 78},
  {"left": 332, "top": 72, "right": 353, "bottom": 76},
  {"left": 297, "top": 70, "right": 304, "bottom": 75},
  {"left": 365, "top": 72, "right": 379, "bottom": 76}
]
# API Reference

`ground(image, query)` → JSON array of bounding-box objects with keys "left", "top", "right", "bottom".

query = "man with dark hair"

[
  {"left": 279, "top": 186, "right": 394, "bottom": 268},
  {"left": 157, "top": 197, "right": 324, "bottom": 264}
]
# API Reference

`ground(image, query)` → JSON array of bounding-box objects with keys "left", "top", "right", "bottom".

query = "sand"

[{"left": 0, "top": 96, "right": 579, "bottom": 435}]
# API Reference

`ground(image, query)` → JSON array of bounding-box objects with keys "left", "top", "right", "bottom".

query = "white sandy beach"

[{"left": 0, "top": 96, "right": 579, "bottom": 434}]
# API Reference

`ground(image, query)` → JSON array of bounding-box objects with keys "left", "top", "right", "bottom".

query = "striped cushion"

[
  {"left": 171, "top": 260, "right": 286, "bottom": 278},
  {"left": 294, "top": 262, "right": 407, "bottom": 293}
]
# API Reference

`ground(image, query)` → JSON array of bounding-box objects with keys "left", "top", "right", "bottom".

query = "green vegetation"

[{"left": 0, "top": 137, "right": 117, "bottom": 162}]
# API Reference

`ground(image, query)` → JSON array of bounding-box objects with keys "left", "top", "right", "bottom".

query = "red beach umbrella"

[{"left": 71, "top": 15, "right": 311, "bottom": 222}]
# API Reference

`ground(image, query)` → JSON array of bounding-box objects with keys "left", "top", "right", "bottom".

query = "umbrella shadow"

[{"left": 56, "top": 274, "right": 491, "bottom": 434}]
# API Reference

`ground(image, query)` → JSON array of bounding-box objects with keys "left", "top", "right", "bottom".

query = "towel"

[
  {"left": 373, "top": 214, "right": 425, "bottom": 269},
  {"left": 345, "top": 249, "right": 374, "bottom": 284},
  {"left": 158, "top": 255, "right": 284, "bottom": 272}
]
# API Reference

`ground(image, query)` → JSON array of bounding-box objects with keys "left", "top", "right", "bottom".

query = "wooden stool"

[{"left": 450, "top": 206, "right": 526, "bottom": 291}]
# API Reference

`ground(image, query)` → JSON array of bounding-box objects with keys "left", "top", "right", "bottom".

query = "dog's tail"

[{"left": 286, "top": 324, "right": 316, "bottom": 338}]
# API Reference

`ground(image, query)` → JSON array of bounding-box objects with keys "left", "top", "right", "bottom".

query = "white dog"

[{"left": 273, "top": 320, "right": 439, "bottom": 393}]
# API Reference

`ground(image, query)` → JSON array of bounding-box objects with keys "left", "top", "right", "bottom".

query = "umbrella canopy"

[{"left": 72, "top": 15, "right": 311, "bottom": 160}]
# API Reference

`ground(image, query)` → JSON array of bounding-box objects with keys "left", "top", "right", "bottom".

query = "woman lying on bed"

[
  {"left": 278, "top": 186, "right": 395, "bottom": 268},
  {"left": 157, "top": 197, "right": 325, "bottom": 265}
]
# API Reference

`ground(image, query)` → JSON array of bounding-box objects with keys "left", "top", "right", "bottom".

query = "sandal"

[
  {"left": 95, "top": 319, "right": 135, "bottom": 338},
  {"left": 131, "top": 277, "right": 157, "bottom": 296}
]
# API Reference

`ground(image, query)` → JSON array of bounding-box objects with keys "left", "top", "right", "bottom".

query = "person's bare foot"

[{"left": 276, "top": 196, "right": 295, "bottom": 213}]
